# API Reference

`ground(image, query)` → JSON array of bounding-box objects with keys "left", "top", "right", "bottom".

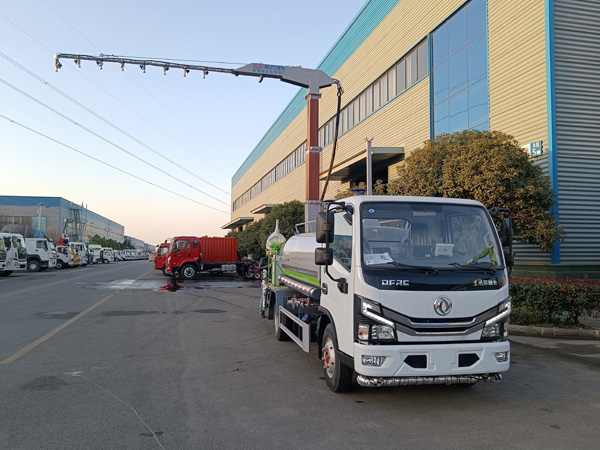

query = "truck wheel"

[
  {"left": 56, "top": 260, "right": 64, "bottom": 270},
  {"left": 322, "top": 323, "right": 353, "bottom": 392},
  {"left": 27, "top": 260, "right": 40, "bottom": 272},
  {"left": 274, "top": 305, "right": 290, "bottom": 341},
  {"left": 180, "top": 264, "right": 198, "bottom": 280}
]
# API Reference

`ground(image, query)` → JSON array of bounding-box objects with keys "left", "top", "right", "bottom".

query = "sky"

[{"left": 0, "top": 0, "right": 367, "bottom": 245}]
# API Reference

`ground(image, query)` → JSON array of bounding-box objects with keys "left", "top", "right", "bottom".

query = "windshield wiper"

[
  {"left": 445, "top": 263, "right": 498, "bottom": 275},
  {"left": 382, "top": 261, "right": 439, "bottom": 275}
]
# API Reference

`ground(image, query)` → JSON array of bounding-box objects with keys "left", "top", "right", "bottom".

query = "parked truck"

[
  {"left": 154, "top": 242, "right": 171, "bottom": 275},
  {"left": 260, "top": 195, "right": 514, "bottom": 392},
  {"left": 69, "top": 242, "right": 88, "bottom": 266},
  {"left": 100, "top": 247, "right": 114, "bottom": 263},
  {"left": 164, "top": 236, "right": 257, "bottom": 279},
  {"left": 26, "top": 237, "right": 57, "bottom": 272},
  {"left": 88, "top": 244, "right": 102, "bottom": 263},
  {"left": 0, "top": 236, "right": 7, "bottom": 273},
  {"left": 0, "top": 233, "right": 28, "bottom": 276},
  {"left": 55, "top": 245, "right": 74, "bottom": 269}
]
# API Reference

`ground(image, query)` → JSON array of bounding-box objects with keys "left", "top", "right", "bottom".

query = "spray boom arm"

[{"left": 54, "top": 53, "right": 338, "bottom": 94}]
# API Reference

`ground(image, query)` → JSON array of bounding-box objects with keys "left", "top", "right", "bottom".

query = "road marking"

[{"left": 1, "top": 293, "right": 115, "bottom": 364}]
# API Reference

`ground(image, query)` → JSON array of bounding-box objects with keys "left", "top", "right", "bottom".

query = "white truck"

[
  {"left": 0, "top": 233, "right": 28, "bottom": 276},
  {"left": 26, "top": 238, "right": 57, "bottom": 272},
  {"left": 100, "top": 247, "right": 114, "bottom": 263},
  {"left": 56, "top": 245, "right": 74, "bottom": 269},
  {"left": 261, "top": 195, "right": 514, "bottom": 392},
  {"left": 69, "top": 242, "right": 89, "bottom": 266},
  {"left": 88, "top": 244, "right": 102, "bottom": 263},
  {"left": 0, "top": 236, "right": 7, "bottom": 273}
]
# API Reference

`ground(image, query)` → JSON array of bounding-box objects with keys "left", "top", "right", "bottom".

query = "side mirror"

[
  {"left": 316, "top": 212, "right": 334, "bottom": 244},
  {"left": 504, "top": 250, "right": 514, "bottom": 268},
  {"left": 315, "top": 247, "right": 333, "bottom": 266},
  {"left": 500, "top": 217, "right": 513, "bottom": 247}
]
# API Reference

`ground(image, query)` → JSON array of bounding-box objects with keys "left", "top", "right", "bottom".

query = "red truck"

[
  {"left": 164, "top": 236, "right": 259, "bottom": 280},
  {"left": 154, "top": 242, "right": 171, "bottom": 275}
]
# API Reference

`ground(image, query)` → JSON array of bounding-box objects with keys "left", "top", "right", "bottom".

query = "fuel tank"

[{"left": 280, "top": 233, "right": 320, "bottom": 288}]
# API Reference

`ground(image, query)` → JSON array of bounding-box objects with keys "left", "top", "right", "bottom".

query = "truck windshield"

[
  {"left": 159, "top": 246, "right": 170, "bottom": 256},
  {"left": 13, "top": 236, "right": 26, "bottom": 250},
  {"left": 361, "top": 202, "right": 503, "bottom": 270}
]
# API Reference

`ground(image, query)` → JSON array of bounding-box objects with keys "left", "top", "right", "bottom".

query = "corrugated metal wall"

[
  {"left": 487, "top": 0, "right": 552, "bottom": 264},
  {"left": 555, "top": 0, "right": 600, "bottom": 263}
]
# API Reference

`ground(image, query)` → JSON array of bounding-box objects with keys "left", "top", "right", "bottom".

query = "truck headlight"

[
  {"left": 371, "top": 325, "right": 395, "bottom": 340},
  {"left": 482, "top": 299, "right": 511, "bottom": 338},
  {"left": 358, "top": 324, "right": 396, "bottom": 341},
  {"left": 361, "top": 298, "right": 394, "bottom": 328}
]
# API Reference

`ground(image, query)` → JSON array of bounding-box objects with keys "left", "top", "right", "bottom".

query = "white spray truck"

[
  {"left": 0, "top": 233, "right": 28, "bottom": 276},
  {"left": 261, "top": 195, "right": 514, "bottom": 392}
]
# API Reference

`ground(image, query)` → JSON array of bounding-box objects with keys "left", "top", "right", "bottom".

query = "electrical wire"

[
  {"left": 0, "top": 52, "right": 230, "bottom": 198},
  {"left": 320, "top": 82, "right": 344, "bottom": 202},
  {"left": 0, "top": 113, "right": 229, "bottom": 214},
  {"left": 0, "top": 10, "right": 231, "bottom": 188},
  {"left": 0, "top": 76, "right": 229, "bottom": 206}
]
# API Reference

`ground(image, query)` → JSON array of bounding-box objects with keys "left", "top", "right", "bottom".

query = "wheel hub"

[{"left": 322, "top": 337, "right": 336, "bottom": 377}]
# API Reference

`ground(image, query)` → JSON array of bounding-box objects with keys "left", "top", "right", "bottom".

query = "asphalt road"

[{"left": 1, "top": 261, "right": 599, "bottom": 450}]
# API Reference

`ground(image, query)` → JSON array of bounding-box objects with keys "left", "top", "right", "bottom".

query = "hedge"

[{"left": 509, "top": 276, "right": 600, "bottom": 326}]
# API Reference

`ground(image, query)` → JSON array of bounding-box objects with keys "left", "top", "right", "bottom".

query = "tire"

[
  {"left": 102, "top": 259, "right": 109, "bottom": 264},
  {"left": 27, "top": 260, "right": 40, "bottom": 272},
  {"left": 180, "top": 264, "right": 198, "bottom": 280},
  {"left": 322, "top": 323, "right": 353, "bottom": 392},
  {"left": 274, "top": 305, "right": 290, "bottom": 341},
  {"left": 162, "top": 268, "right": 168, "bottom": 276},
  {"left": 56, "top": 260, "right": 64, "bottom": 270}
]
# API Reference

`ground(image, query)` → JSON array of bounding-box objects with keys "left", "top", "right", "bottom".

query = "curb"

[{"left": 511, "top": 324, "right": 600, "bottom": 340}]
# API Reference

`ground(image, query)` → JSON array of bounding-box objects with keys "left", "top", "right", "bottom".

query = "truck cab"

[
  {"left": 69, "top": 242, "right": 88, "bottom": 266},
  {"left": 55, "top": 245, "right": 74, "bottom": 269},
  {"left": 0, "top": 237, "right": 7, "bottom": 273},
  {"left": 0, "top": 233, "right": 28, "bottom": 276},
  {"left": 266, "top": 196, "right": 513, "bottom": 392},
  {"left": 100, "top": 247, "right": 114, "bottom": 263},
  {"left": 154, "top": 242, "right": 171, "bottom": 274},
  {"left": 26, "top": 238, "right": 57, "bottom": 272}
]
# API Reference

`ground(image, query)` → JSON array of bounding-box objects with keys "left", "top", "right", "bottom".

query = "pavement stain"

[
  {"left": 22, "top": 376, "right": 69, "bottom": 391},
  {"left": 35, "top": 311, "right": 79, "bottom": 320}
]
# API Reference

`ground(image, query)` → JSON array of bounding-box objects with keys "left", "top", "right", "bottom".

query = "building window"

[{"left": 432, "top": 0, "right": 489, "bottom": 137}]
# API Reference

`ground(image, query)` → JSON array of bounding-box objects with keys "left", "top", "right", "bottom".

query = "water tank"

[{"left": 280, "top": 233, "right": 320, "bottom": 287}]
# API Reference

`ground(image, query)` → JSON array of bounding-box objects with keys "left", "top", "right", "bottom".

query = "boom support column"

[{"left": 305, "top": 92, "right": 322, "bottom": 225}]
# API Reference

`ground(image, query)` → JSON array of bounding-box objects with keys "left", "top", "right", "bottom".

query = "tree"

[
  {"left": 386, "top": 130, "right": 563, "bottom": 252},
  {"left": 228, "top": 200, "right": 304, "bottom": 259}
]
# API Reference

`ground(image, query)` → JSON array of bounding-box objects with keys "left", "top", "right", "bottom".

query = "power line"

[
  {"left": 0, "top": 113, "right": 229, "bottom": 214},
  {"left": 0, "top": 10, "right": 231, "bottom": 190},
  {"left": 0, "top": 75, "right": 229, "bottom": 206},
  {"left": 0, "top": 52, "right": 230, "bottom": 198}
]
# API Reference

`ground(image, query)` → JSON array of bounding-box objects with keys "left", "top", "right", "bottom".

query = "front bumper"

[{"left": 354, "top": 340, "right": 510, "bottom": 379}]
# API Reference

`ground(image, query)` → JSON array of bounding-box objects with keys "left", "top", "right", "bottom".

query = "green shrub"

[{"left": 509, "top": 276, "right": 600, "bottom": 326}]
